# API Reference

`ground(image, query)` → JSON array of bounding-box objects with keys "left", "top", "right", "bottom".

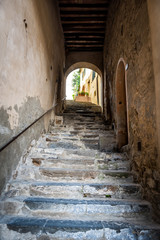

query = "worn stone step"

[
  {"left": 63, "top": 111, "right": 100, "bottom": 116},
  {"left": 45, "top": 136, "right": 99, "bottom": 144},
  {"left": 0, "top": 197, "right": 151, "bottom": 220},
  {"left": 1, "top": 216, "right": 160, "bottom": 240},
  {"left": 30, "top": 157, "right": 95, "bottom": 169},
  {"left": 29, "top": 148, "right": 126, "bottom": 165},
  {"left": 5, "top": 181, "right": 142, "bottom": 200},
  {"left": 64, "top": 117, "right": 97, "bottom": 122},
  {"left": 46, "top": 136, "right": 80, "bottom": 142},
  {"left": 65, "top": 121, "right": 105, "bottom": 126},
  {"left": 13, "top": 166, "right": 133, "bottom": 183},
  {"left": 15, "top": 166, "right": 133, "bottom": 182},
  {"left": 31, "top": 147, "right": 97, "bottom": 159},
  {"left": 97, "top": 159, "right": 130, "bottom": 171},
  {"left": 50, "top": 127, "right": 112, "bottom": 135},
  {"left": 38, "top": 168, "right": 133, "bottom": 182},
  {"left": 46, "top": 141, "right": 83, "bottom": 150},
  {"left": 29, "top": 157, "right": 130, "bottom": 171},
  {"left": 23, "top": 197, "right": 151, "bottom": 218}
]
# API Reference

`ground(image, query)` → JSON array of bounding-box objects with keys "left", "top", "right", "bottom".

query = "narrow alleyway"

[{"left": 0, "top": 101, "right": 160, "bottom": 239}]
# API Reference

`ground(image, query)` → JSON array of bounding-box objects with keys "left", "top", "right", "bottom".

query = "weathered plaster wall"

[
  {"left": 0, "top": 0, "right": 65, "bottom": 192},
  {"left": 104, "top": 0, "right": 160, "bottom": 219}
]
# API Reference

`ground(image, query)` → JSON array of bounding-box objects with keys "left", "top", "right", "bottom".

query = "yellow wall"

[{"left": 80, "top": 69, "right": 102, "bottom": 106}]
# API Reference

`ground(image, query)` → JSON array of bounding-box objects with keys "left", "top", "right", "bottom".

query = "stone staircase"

[{"left": 0, "top": 101, "right": 160, "bottom": 240}]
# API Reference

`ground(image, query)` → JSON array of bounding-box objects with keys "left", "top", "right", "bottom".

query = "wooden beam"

[
  {"left": 60, "top": 7, "right": 108, "bottom": 11},
  {"left": 63, "top": 29, "right": 105, "bottom": 33},
  {"left": 64, "top": 37, "right": 104, "bottom": 41},
  {"left": 66, "top": 40, "right": 103, "bottom": 44},
  {"left": 66, "top": 39, "right": 103, "bottom": 44},
  {"left": 59, "top": 0, "right": 109, "bottom": 4},
  {"left": 64, "top": 33, "right": 104, "bottom": 38},
  {"left": 62, "top": 20, "right": 105, "bottom": 24},
  {"left": 63, "top": 25, "right": 105, "bottom": 30},
  {"left": 60, "top": 13, "right": 107, "bottom": 18},
  {"left": 66, "top": 44, "right": 103, "bottom": 47},
  {"left": 66, "top": 47, "right": 103, "bottom": 52}
]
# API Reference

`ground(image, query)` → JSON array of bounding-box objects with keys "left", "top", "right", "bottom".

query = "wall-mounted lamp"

[{"left": 125, "top": 64, "right": 129, "bottom": 71}]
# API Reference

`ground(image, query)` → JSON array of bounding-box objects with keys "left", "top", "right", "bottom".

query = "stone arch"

[
  {"left": 65, "top": 62, "right": 103, "bottom": 109},
  {"left": 64, "top": 62, "right": 102, "bottom": 79},
  {"left": 115, "top": 58, "right": 128, "bottom": 149}
]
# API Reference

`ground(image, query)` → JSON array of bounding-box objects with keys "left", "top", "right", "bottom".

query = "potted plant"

[{"left": 78, "top": 91, "right": 85, "bottom": 96}]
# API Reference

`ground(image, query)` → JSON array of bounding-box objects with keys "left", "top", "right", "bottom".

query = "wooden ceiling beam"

[
  {"left": 66, "top": 40, "right": 103, "bottom": 44},
  {"left": 63, "top": 30, "right": 105, "bottom": 33},
  {"left": 59, "top": 0, "right": 109, "bottom": 4},
  {"left": 60, "top": 7, "right": 108, "bottom": 11},
  {"left": 66, "top": 44, "right": 103, "bottom": 47},
  {"left": 66, "top": 48, "right": 103, "bottom": 52},
  {"left": 60, "top": 13, "right": 106, "bottom": 18},
  {"left": 64, "top": 37, "right": 104, "bottom": 41},
  {"left": 62, "top": 20, "right": 105, "bottom": 24},
  {"left": 64, "top": 33, "right": 104, "bottom": 37},
  {"left": 63, "top": 25, "right": 105, "bottom": 30},
  {"left": 65, "top": 39, "right": 104, "bottom": 43}
]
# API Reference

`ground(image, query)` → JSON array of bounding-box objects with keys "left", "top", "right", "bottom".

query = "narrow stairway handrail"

[{"left": 0, "top": 97, "right": 66, "bottom": 153}]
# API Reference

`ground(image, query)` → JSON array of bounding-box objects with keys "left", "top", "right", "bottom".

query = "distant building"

[{"left": 80, "top": 68, "right": 102, "bottom": 107}]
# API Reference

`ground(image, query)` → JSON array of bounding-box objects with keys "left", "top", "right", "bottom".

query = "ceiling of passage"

[{"left": 58, "top": 0, "right": 110, "bottom": 52}]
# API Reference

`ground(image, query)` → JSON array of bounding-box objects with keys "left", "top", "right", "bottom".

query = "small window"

[
  {"left": 92, "top": 71, "right": 95, "bottom": 81},
  {"left": 94, "top": 90, "right": 96, "bottom": 96},
  {"left": 82, "top": 68, "right": 86, "bottom": 79}
]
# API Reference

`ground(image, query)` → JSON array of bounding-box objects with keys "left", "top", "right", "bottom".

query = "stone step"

[
  {"left": 31, "top": 147, "right": 99, "bottom": 157},
  {"left": 64, "top": 116, "right": 98, "bottom": 122},
  {"left": 46, "top": 133, "right": 100, "bottom": 139},
  {"left": 51, "top": 125, "right": 111, "bottom": 132},
  {"left": 29, "top": 149, "right": 127, "bottom": 160},
  {"left": 50, "top": 127, "right": 112, "bottom": 135},
  {"left": 63, "top": 111, "right": 101, "bottom": 116},
  {"left": 30, "top": 157, "right": 96, "bottom": 169},
  {"left": 23, "top": 197, "right": 151, "bottom": 219},
  {"left": 45, "top": 136, "right": 99, "bottom": 143},
  {"left": 38, "top": 168, "right": 133, "bottom": 182},
  {"left": 30, "top": 147, "right": 124, "bottom": 164},
  {"left": 64, "top": 121, "right": 105, "bottom": 126},
  {"left": 0, "top": 197, "right": 151, "bottom": 220},
  {"left": 64, "top": 107, "right": 101, "bottom": 113},
  {"left": 29, "top": 157, "right": 130, "bottom": 171},
  {"left": 14, "top": 166, "right": 133, "bottom": 182},
  {"left": 5, "top": 181, "right": 142, "bottom": 200},
  {"left": 1, "top": 216, "right": 160, "bottom": 239}
]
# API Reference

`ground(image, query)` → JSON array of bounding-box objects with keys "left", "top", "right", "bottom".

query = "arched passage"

[
  {"left": 64, "top": 62, "right": 103, "bottom": 109},
  {"left": 65, "top": 62, "right": 102, "bottom": 79},
  {"left": 116, "top": 59, "right": 128, "bottom": 149}
]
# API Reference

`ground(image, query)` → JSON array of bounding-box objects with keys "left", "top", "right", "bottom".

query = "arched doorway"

[{"left": 116, "top": 59, "right": 128, "bottom": 149}]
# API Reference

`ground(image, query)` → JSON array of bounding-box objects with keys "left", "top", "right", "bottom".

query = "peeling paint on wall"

[{"left": 7, "top": 107, "right": 19, "bottom": 130}]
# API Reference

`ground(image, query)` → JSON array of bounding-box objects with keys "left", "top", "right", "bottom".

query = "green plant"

[
  {"left": 78, "top": 91, "right": 88, "bottom": 96},
  {"left": 80, "top": 91, "right": 85, "bottom": 96},
  {"left": 72, "top": 70, "right": 80, "bottom": 96},
  {"left": 105, "top": 194, "right": 111, "bottom": 198}
]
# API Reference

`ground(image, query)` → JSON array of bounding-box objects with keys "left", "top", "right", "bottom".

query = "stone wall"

[
  {"left": 0, "top": 0, "right": 65, "bottom": 193},
  {"left": 104, "top": 0, "right": 160, "bottom": 220}
]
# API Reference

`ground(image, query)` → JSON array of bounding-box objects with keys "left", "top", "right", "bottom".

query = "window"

[{"left": 92, "top": 71, "right": 95, "bottom": 81}]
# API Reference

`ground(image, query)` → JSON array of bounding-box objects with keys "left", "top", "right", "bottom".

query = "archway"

[
  {"left": 116, "top": 59, "right": 128, "bottom": 149},
  {"left": 64, "top": 62, "right": 103, "bottom": 109}
]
